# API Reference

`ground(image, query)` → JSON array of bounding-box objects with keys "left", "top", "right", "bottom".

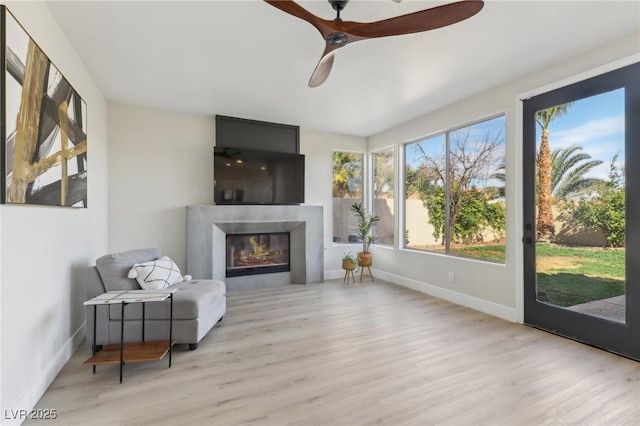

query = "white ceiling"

[{"left": 46, "top": 0, "right": 640, "bottom": 137}]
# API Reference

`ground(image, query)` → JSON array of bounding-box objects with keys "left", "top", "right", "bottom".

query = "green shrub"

[
  {"left": 422, "top": 186, "right": 505, "bottom": 244},
  {"left": 564, "top": 156, "right": 625, "bottom": 247}
]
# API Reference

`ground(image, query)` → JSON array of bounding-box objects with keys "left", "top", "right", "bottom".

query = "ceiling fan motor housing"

[
  {"left": 327, "top": 0, "right": 350, "bottom": 46},
  {"left": 327, "top": 32, "right": 348, "bottom": 46},
  {"left": 329, "top": 0, "right": 349, "bottom": 12}
]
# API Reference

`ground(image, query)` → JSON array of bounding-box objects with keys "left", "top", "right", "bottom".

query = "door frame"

[
  {"left": 520, "top": 61, "right": 640, "bottom": 360},
  {"left": 515, "top": 55, "right": 640, "bottom": 325}
]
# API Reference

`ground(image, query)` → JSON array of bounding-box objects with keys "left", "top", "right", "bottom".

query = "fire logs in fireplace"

[{"left": 225, "top": 232, "right": 290, "bottom": 277}]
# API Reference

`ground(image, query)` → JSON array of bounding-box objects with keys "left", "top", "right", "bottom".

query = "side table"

[{"left": 83, "top": 289, "right": 176, "bottom": 383}]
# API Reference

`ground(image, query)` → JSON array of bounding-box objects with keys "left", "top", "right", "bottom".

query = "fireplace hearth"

[{"left": 226, "top": 232, "right": 290, "bottom": 277}]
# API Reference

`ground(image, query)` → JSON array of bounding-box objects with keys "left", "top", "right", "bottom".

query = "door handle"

[{"left": 522, "top": 237, "right": 533, "bottom": 244}]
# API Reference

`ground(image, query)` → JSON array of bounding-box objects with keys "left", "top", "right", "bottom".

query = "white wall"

[
  {"left": 107, "top": 105, "right": 367, "bottom": 275},
  {"left": 107, "top": 103, "right": 214, "bottom": 268},
  {"left": 300, "top": 129, "right": 367, "bottom": 275},
  {"left": 368, "top": 31, "right": 640, "bottom": 321},
  {"left": 0, "top": 1, "right": 108, "bottom": 422}
]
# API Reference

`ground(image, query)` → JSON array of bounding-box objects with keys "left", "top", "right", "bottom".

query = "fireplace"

[
  {"left": 187, "top": 205, "right": 324, "bottom": 288},
  {"left": 226, "top": 232, "right": 290, "bottom": 277}
]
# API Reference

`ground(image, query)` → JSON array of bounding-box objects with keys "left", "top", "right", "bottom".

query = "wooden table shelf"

[{"left": 83, "top": 340, "right": 176, "bottom": 366}]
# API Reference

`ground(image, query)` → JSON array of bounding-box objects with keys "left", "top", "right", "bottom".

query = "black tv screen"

[{"left": 214, "top": 147, "right": 305, "bottom": 205}]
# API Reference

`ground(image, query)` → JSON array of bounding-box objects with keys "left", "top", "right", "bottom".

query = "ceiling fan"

[{"left": 264, "top": 0, "right": 484, "bottom": 87}]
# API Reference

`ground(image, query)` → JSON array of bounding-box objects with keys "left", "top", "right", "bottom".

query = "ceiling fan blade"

[
  {"left": 344, "top": 0, "right": 484, "bottom": 39},
  {"left": 309, "top": 45, "right": 339, "bottom": 88},
  {"left": 263, "top": 0, "right": 334, "bottom": 36},
  {"left": 266, "top": 0, "right": 484, "bottom": 87}
]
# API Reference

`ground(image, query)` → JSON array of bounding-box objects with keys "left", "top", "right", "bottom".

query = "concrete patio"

[{"left": 567, "top": 295, "right": 626, "bottom": 323}]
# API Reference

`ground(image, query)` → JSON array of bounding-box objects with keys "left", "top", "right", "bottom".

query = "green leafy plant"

[
  {"left": 564, "top": 155, "right": 625, "bottom": 247},
  {"left": 421, "top": 186, "right": 505, "bottom": 245},
  {"left": 351, "top": 202, "right": 380, "bottom": 253},
  {"left": 342, "top": 251, "right": 359, "bottom": 272}
]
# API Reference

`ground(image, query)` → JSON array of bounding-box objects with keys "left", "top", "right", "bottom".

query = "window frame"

[
  {"left": 331, "top": 149, "right": 366, "bottom": 247},
  {"left": 371, "top": 146, "right": 395, "bottom": 248},
  {"left": 401, "top": 113, "right": 507, "bottom": 264}
]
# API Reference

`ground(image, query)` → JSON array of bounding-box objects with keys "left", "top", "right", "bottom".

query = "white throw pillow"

[{"left": 128, "top": 256, "right": 184, "bottom": 290}]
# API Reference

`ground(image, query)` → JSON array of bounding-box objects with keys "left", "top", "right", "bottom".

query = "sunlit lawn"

[
  {"left": 455, "top": 242, "right": 625, "bottom": 306},
  {"left": 451, "top": 244, "right": 505, "bottom": 261},
  {"left": 534, "top": 243, "right": 624, "bottom": 306}
]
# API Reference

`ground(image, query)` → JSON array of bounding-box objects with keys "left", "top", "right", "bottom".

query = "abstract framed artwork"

[{"left": 0, "top": 6, "right": 87, "bottom": 207}]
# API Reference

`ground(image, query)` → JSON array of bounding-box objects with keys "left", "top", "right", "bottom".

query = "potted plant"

[
  {"left": 342, "top": 252, "right": 358, "bottom": 271},
  {"left": 351, "top": 202, "right": 380, "bottom": 270},
  {"left": 342, "top": 252, "right": 358, "bottom": 284}
]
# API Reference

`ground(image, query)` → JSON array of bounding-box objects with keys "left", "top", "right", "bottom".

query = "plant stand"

[
  {"left": 357, "top": 252, "right": 374, "bottom": 282},
  {"left": 359, "top": 266, "right": 374, "bottom": 282},
  {"left": 343, "top": 267, "right": 356, "bottom": 284},
  {"left": 342, "top": 258, "right": 356, "bottom": 284}
]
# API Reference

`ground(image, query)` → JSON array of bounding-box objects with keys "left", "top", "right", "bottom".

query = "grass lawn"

[
  {"left": 535, "top": 243, "right": 624, "bottom": 307},
  {"left": 451, "top": 244, "right": 505, "bottom": 261},
  {"left": 455, "top": 242, "right": 625, "bottom": 307}
]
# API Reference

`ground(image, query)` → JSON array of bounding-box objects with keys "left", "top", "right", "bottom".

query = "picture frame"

[{"left": 1, "top": 6, "right": 87, "bottom": 207}]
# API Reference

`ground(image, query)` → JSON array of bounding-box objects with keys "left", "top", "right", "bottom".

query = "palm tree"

[
  {"left": 536, "top": 104, "right": 571, "bottom": 241},
  {"left": 551, "top": 145, "right": 602, "bottom": 199},
  {"left": 332, "top": 152, "right": 361, "bottom": 197},
  {"left": 492, "top": 145, "right": 603, "bottom": 198}
]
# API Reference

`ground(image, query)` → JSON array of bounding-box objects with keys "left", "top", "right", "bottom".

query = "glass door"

[{"left": 523, "top": 62, "right": 640, "bottom": 360}]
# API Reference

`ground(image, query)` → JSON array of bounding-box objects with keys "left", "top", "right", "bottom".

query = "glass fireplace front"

[{"left": 225, "top": 232, "right": 290, "bottom": 277}]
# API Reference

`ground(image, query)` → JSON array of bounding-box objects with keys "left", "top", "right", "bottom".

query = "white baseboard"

[
  {"left": 3, "top": 323, "right": 85, "bottom": 426},
  {"left": 373, "top": 269, "right": 518, "bottom": 322},
  {"left": 324, "top": 269, "right": 344, "bottom": 280}
]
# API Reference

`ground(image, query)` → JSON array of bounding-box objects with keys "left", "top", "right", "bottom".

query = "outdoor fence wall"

[
  {"left": 333, "top": 199, "right": 606, "bottom": 249},
  {"left": 553, "top": 206, "right": 608, "bottom": 246}
]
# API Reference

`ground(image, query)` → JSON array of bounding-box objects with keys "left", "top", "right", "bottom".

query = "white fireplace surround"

[{"left": 186, "top": 205, "right": 324, "bottom": 288}]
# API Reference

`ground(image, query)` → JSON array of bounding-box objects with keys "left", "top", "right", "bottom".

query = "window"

[
  {"left": 372, "top": 148, "right": 394, "bottom": 246},
  {"left": 332, "top": 151, "right": 363, "bottom": 244},
  {"left": 404, "top": 115, "right": 506, "bottom": 262}
]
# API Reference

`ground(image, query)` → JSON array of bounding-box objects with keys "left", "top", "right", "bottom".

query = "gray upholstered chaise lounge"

[{"left": 86, "top": 248, "right": 226, "bottom": 350}]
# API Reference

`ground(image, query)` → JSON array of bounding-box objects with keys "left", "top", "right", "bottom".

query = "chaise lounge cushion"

[
  {"left": 109, "top": 279, "right": 226, "bottom": 321},
  {"left": 168, "top": 279, "right": 226, "bottom": 319},
  {"left": 96, "top": 248, "right": 162, "bottom": 291}
]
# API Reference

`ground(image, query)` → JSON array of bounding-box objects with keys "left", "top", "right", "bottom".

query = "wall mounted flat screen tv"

[{"left": 214, "top": 147, "right": 305, "bottom": 205}]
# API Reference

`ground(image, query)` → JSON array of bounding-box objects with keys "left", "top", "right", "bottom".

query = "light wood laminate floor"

[{"left": 30, "top": 280, "right": 639, "bottom": 425}]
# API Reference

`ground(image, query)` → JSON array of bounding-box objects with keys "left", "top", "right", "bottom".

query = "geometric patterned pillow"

[{"left": 128, "top": 256, "right": 184, "bottom": 290}]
